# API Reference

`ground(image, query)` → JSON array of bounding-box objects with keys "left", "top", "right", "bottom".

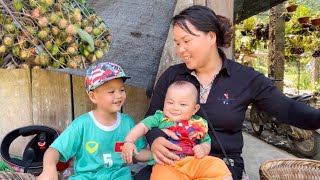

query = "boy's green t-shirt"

[{"left": 51, "top": 111, "right": 146, "bottom": 180}]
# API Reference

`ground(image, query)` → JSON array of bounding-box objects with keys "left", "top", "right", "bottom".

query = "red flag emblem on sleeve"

[{"left": 114, "top": 142, "right": 125, "bottom": 153}]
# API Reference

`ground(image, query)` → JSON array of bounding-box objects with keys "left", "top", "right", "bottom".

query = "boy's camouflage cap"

[{"left": 85, "top": 62, "right": 130, "bottom": 93}]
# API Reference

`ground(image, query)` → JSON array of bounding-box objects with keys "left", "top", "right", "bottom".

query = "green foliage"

[
  {"left": 76, "top": 0, "right": 87, "bottom": 4},
  {"left": 251, "top": 57, "right": 268, "bottom": 75},
  {"left": 235, "top": 29, "right": 242, "bottom": 52},
  {"left": 241, "top": 36, "right": 258, "bottom": 54},
  {"left": 286, "top": 35, "right": 302, "bottom": 47},
  {"left": 77, "top": 28, "right": 95, "bottom": 51},
  {"left": 294, "top": 5, "right": 312, "bottom": 17},
  {"left": 288, "top": 0, "right": 298, "bottom": 5},
  {"left": 236, "top": 1, "right": 320, "bottom": 91},
  {"left": 284, "top": 59, "right": 314, "bottom": 90},
  {"left": 311, "top": 81, "right": 320, "bottom": 92},
  {"left": 310, "top": 31, "right": 320, "bottom": 51},
  {"left": 243, "top": 17, "right": 256, "bottom": 31}
]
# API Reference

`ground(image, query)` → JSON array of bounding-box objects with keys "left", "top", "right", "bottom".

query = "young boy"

[
  {"left": 37, "top": 62, "right": 150, "bottom": 180},
  {"left": 122, "top": 81, "right": 232, "bottom": 180}
]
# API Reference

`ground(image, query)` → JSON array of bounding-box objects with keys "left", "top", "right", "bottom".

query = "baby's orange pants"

[{"left": 150, "top": 156, "right": 231, "bottom": 180}]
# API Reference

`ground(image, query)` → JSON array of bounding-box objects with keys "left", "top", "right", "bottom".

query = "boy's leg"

[
  {"left": 133, "top": 165, "right": 152, "bottom": 180},
  {"left": 174, "top": 156, "right": 232, "bottom": 180}
]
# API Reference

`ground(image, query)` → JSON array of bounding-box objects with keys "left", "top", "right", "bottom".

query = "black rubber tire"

[
  {"left": 312, "top": 133, "right": 320, "bottom": 160},
  {"left": 250, "top": 105, "right": 264, "bottom": 135},
  {"left": 293, "top": 131, "right": 320, "bottom": 158}
]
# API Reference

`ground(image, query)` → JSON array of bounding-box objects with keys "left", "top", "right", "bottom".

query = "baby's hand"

[
  {"left": 122, "top": 141, "right": 139, "bottom": 164},
  {"left": 192, "top": 144, "right": 209, "bottom": 159}
]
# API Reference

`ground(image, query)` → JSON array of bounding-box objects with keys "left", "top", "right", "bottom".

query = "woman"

[{"left": 135, "top": 5, "right": 320, "bottom": 180}]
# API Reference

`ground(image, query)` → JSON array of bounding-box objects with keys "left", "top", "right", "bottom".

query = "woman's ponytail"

[{"left": 217, "top": 15, "right": 234, "bottom": 48}]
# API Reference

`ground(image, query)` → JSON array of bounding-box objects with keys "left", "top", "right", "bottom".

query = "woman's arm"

[{"left": 251, "top": 73, "right": 320, "bottom": 130}]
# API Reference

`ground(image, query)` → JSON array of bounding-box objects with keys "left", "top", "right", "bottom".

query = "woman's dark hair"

[{"left": 172, "top": 5, "right": 234, "bottom": 48}]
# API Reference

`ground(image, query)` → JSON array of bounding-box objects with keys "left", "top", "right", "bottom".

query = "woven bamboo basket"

[
  {"left": 0, "top": 171, "right": 35, "bottom": 180},
  {"left": 259, "top": 158, "right": 320, "bottom": 180}
]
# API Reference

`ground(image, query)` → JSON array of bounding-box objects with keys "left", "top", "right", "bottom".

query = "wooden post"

[
  {"left": 32, "top": 69, "right": 72, "bottom": 130},
  {"left": 268, "top": 4, "right": 285, "bottom": 91},
  {"left": 156, "top": 0, "right": 194, "bottom": 81},
  {"left": 207, "top": 0, "right": 234, "bottom": 59}
]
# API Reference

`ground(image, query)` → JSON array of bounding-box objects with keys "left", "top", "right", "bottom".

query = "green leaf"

[
  {"left": 77, "top": 28, "right": 95, "bottom": 51},
  {"left": 79, "top": 42, "right": 85, "bottom": 55},
  {"left": 76, "top": 0, "right": 87, "bottom": 4}
]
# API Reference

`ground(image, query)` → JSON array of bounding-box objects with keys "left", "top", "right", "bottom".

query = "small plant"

[
  {"left": 287, "top": 35, "right": 302, "bottom": 47},
  {"left": 295, "top": 5, "right": 311, "bottom": 18},
  {"left": 310, "top": 32, "right": 320, "bottom": 57},
  {"left": 312, "top": 11, "right": 320, "bottom": 18},
  {"left": 288, "top": 0, "right": 298, "bottom": 5},
  {"left": 286, "top": 35, "right": 307, "bottom": 55},
  {"left": 286, "top": 0, "right": 298, "bottom": 12},
  {"left": 242, "top": 17, "right": 256, "bottom": 32},
  {"left": 311, "top": 11, "right": 320, "bottom": 26}
]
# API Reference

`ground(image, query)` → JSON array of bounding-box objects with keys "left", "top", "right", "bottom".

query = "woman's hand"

[
  {"left": 161, "top": 129, "right": 179, "bottom": 140},
  {"left": 150, "top": 137, "right": 182, "bottom": 165}
]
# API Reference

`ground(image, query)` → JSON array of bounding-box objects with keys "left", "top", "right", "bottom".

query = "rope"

[{"left": 0, "top": 161, "right": 15, "bottom": 172}]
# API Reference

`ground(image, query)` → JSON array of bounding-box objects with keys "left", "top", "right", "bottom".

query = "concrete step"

[{"left": 242, "top": 132, "right": 296, "bottom": 180}]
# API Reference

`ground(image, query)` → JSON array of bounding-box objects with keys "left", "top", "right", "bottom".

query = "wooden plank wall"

[
  {"left": 0, "top": 70, "right": 149, "bottom": 126},
  {"left": 32, "top": 70, "right": 73, "bottom": 131},
  {"left": 0, "top": 69, "right": 33, "bottom": 155},
  {"left": 0, "top": 69, "right": 33, "bottom": 131},
  {"left": 72, "top": 75, "right": 96, "bottom": 119},
  {"left": 0, "top": 69, "right": 150, "bottom": 155},
  {"left": 123, "top": 85, "right": 149, "bottom": 123},
  {"left": 72, "top": 75, "right": 149, "bottom": 122}
]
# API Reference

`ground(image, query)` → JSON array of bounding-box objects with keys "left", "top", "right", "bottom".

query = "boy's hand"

[
  {"left": 122, "top": 141, "right": 139, "bottom": 164},
  {"left": 36, "top": 167, "right": 58, "bottom": 180},
  {"left": 192, "top": 143, "right": 210, "bottom": 159}
]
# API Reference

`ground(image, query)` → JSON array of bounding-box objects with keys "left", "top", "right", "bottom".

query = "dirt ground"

[{"left": 242, "top": 118, "right": 306, "bottom": 158}]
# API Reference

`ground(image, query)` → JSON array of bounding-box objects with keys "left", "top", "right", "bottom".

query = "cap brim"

[{"left": 122, "top": 76, "right": 131, "bottom": 82}]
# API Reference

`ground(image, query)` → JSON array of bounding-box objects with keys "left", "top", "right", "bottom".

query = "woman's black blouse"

[{"left": 145, "top": 50, "right": 320, "bottom": 157}]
